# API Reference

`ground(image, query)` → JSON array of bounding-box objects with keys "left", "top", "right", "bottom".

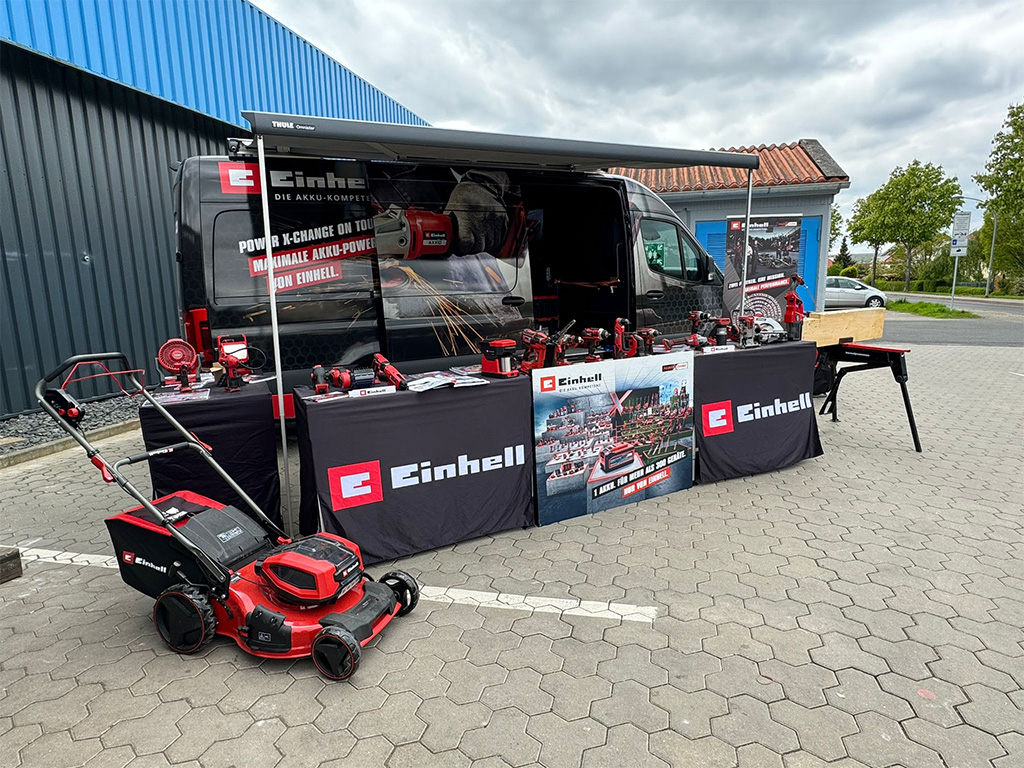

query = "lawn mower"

[{"left": 35, "top": 353, "right": 419, "bottom": 680}]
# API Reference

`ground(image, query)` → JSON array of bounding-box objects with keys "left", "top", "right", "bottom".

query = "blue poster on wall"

[
  {"left": 696, "top": 216, "right": 819, "bottom": 311},
  {"left": 531, "top": 353, "right": 694, "bottom": 525}
]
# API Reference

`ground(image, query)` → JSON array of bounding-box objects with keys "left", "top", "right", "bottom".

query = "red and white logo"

[
  {"left": 540, "top": 376, "right": 556, "bottom": 392},
  {"left": 702, "top": 400, "right": 734, "bottom": 436},
  {"left": 730, "top": 220, "right": 743, "bottom": 230},
  {"left": 218, "top": 162, "right": 261, "bottom": 194},
  {"left": 122, "top": 551, "right": 135, "bottom": 564},
  {"left": 327, "top": 461, "right": 383, "bottom": 511}
]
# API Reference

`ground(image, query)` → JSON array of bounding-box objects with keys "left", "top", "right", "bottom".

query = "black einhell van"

[{"left": 174, "top": 115, "right": 757, "bottom": 409}]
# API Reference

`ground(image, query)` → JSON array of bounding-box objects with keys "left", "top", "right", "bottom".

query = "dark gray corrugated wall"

[{"left": 1, "top": 42, "right": 233, "bottom": 415}]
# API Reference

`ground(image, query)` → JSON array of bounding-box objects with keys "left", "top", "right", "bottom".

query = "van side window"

[{"left": 641, "top": 219, "right": 699, "bottom": 282}]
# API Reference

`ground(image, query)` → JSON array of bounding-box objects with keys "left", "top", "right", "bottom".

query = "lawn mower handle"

[
  {"left": 42, "top": 352, "right": 132, "bottom": 384},
  {"left": 36, "top": 352, "right": 290, "bottom": 597}
]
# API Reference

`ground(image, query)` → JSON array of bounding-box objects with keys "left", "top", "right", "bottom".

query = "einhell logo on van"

[
  {"left": 218, "top": 162, "right": 261, "bottom": 194},
  {"left": 730, "top": 220, "right": 744, "bottom": 230}
]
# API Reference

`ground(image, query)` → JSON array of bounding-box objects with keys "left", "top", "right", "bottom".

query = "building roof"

[
  {"left": 0, "top": 0, "right": 426, "bottom": 129},
  {"left": 612, "top": 138, "right": 848, "bottom": 193}
]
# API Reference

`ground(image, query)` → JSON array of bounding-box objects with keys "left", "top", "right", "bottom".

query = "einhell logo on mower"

[
  {"left": 327, "top": 446, "right": 527, "bottom": 511},
  {"left": 702, "top": 392, "right": 813, "bottom": 437},
  {"left": 122, "top": 551, "right": 168, "bottom": 574}
]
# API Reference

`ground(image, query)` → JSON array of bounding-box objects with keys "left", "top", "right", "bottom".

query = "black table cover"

[
  {"left": 694, "top": 342, "right": 823, "bottom": 483},
  {"left": 140, "top": 382, "right": 282, "bottom": 525},
  {"left": 294, "top": 377, "right": 535, "bottom": 563}
]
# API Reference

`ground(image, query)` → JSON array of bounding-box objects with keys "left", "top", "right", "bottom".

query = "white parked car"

[{"left": 824, "top": 276, "right": 887, "bottom": 308}]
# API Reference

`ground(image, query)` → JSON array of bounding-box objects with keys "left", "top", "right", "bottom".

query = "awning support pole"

[
  {"left": 739, "top": 169, "right": 754, "bottom": 317},
  {"left": 256, "top": 134, "right": 293, "bottom": 527}
]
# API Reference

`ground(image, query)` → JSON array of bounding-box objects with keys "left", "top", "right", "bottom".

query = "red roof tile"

[{"left": 611, "top": 139, "right": 848, "bottom": 193}]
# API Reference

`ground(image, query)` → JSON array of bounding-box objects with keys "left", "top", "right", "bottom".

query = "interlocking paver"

[
  {"left": 877, "top": 673, "right": 968, "bottom": 727},
  {"left": 650, "top": 731, "right": 737, "bottom": 767},
  {"left": 903, "top": 718, "right": 1008, "bottom": 768},
  {"left": 196, "top": 717, "right": 286, "bottom": 768},
  {"left": 590, "top": 680, "right": 668, "bottom": 733},
  {"left": 416, "top": 697, "right": 489, "bottom": 752},
  {"left": 650, "top": 685, "right": 728, "bottom": 737},
  {"left": 527, "top": 713, "right": 607, "bottom": 768},
  {"left": 540, "top": 672, "right": 611, "bottom": 721},
  {"left": 758, "top": 660, "right": 837, "bottom": 708},
  {"left": 706, "top": 655, "right": 784, "bottom": 703},
  {"left": 825, "top": 668, "right": 914, "bottom": 720},
  {"left": 582, "top": 723, "right": 668, "bottom": 768},
  {"left": 438, "top": 659, "right": 508, "bottom": 705},
  {"left": 480, "top": 667, "right": 553, "bottom": 715},
  {"left": 711, "top": 694, "right": 799, "bottom": 753},
  {"left": 460, "top": 708, "right": 541, "bottom": 766},
  {"left": 843, "top": 711, "right": 943, "bottom": 768},
  {"left": 99, "top": 698, "right": 189, "bottom": 755},
  {"left": 958, "top": 683, "right": 1024, "bottom": 736},
  {"left": 770, "top": 700, "right": 858, "bottom": 761}
]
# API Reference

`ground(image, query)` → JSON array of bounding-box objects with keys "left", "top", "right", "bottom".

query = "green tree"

[
  {"left": 975, "top": 209, "right": 1024, "bottom": 282},
  {"left": 872, "top": 160, "right": 962, "bottom": 290},
  {"left": 974, "top": 103, "right": 1024, "bottom": 285},
  {"left": 833, "top": 236, "right": 853, "bottom": 269},
  {"left": 829, "top": 203, "right": 843, "bottom": 251},
  {"left": 975, "top": 103, "right": 1024, "bottom": 222},
  {"left": 847, "top": 192, "right": 887, "bottom": 285}
]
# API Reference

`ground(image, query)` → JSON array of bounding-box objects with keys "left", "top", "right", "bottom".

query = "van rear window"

[{"left": 211, "top": 208, "right": 376, "bottom": 301}]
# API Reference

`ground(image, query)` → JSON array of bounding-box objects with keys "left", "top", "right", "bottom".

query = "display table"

[
  {"left": 693, "top": 342, "right": 822, "bottom": 482},
  {"left": 294, "top": 377, "right": 535, "bottom": 563},
  {"left": 139, "top": 382, "right": 282, "bottom": 525}
]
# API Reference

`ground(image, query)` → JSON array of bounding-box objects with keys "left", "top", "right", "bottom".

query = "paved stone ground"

[{"left": 1, "top": 343, "right": 1021, "bottom": 768}]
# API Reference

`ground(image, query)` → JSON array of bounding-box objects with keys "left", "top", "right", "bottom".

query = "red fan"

[{"left": 157, "top": 338, "right": 199, "bottom": 389}]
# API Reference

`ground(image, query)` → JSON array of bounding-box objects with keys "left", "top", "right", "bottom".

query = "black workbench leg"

[{"left": 899, "top": 380, "right": 923, "bottom": 453}]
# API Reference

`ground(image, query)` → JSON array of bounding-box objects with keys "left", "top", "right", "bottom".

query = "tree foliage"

[
  {"left": 870, "top": 160, "right": 962, "bottom": 290},
  {"left": 976, "top": 208, "right": 1024, "bottom": 279},
  {"left": 833, "top": 236, "right": 853, "bottom": 269},
  {"left": 847, "top": 192, "right": 888, "bottom": 284},
  {"left": 829, "top": 203, "right": 843, "bottom": 250},
  {"left": 974, "top": 103, "right": 1024, "bottom": 219}
]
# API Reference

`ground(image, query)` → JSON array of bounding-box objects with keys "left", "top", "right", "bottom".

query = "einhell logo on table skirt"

[
  {"left": 695, "top": 343, "right": 823, "bottom": 483},
  {"left": 296, "top": 378, "right": 536, "bottom": 563}
]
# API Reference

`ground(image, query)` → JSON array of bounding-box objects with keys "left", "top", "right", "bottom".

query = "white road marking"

[
  {"left": 1009, "top": 372, "right": 1024, "bottom": 378},
  {"left": 14, "top": 546, "right": 659, "bottom": 624}
]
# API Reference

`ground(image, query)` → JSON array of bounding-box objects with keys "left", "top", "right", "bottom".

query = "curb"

[{"left": 0, "top": 419, "right": 141, "bottom": 470}]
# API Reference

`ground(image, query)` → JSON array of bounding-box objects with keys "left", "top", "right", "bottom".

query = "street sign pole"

[{"left": 949, "top": 211, "right": 971, "bottom": 310}]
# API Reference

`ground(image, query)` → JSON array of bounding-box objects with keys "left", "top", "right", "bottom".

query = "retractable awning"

[{"left": 242, "top": 111, "right": 759, "bottom": 172}]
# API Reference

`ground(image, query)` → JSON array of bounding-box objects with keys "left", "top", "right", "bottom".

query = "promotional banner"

[
  {"left": 724, "top": 215, "right": 802, "bottom": 319},
  {"left": 532, "top": 353, "right": 694, "bottom": 525},
  {"left": 208, "top": 157, "right": 377, "bottom": 299},
  {"left": 695, "top": 342, "right": 822, "bottom": 482},
  {"left": 294, "top": 378, "right": 535, "bottom": 563}
]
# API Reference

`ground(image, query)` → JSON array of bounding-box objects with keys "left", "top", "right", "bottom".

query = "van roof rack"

[{"left": 240, "top": 112, "right": 759, "bottom": 173}]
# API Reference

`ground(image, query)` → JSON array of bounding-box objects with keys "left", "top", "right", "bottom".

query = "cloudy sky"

[{"left": 254, "top": 0, "right": 1022, "bottom": 248}]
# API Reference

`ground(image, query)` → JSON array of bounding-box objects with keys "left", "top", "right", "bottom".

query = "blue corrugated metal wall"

[{"left": 0, "top": 0, "right": 427, "bottom": 128}]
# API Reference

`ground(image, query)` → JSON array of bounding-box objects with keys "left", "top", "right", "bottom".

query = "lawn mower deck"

[{"left": 108, "top": 491, "right": 415, "bottom": 678}]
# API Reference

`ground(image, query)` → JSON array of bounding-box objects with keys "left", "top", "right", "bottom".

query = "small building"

[
  {"left": 0, "top": 0, "right": 425, "bottom": 416},
  {"left": 614, "top": 139, "right": 849, "bottom": 312}
]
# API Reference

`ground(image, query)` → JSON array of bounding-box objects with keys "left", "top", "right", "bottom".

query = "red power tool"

[
  {"left": 372, "top": 354, "right": 408, "bottom": 390},
  {"left": 373, "top": 205, "right": 527, "bottom": 261},
  {"left": 481, "top": 339, "right": 519, "bottom": 378},
  {"left": 613, "top": 318, "right": 658, "bottom": 358},
  {"left": 520, "top": 320, "right": 576, "bottom": 373},
  {"left": 784, "top": 273, "right": 806, "bottom": 341},
  {"left": 573, "top": 327, "right": 611, "bottom": 362},
  {"left": 156, "top": 338, "right": 199, "bottom": 391},
  {"left": 217, "top": 336, "right": 251, "bottom": 392}
]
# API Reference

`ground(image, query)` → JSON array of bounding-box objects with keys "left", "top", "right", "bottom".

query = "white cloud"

[{"left": 253, "top": 0, "right": 1023, "bottom": 236}]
